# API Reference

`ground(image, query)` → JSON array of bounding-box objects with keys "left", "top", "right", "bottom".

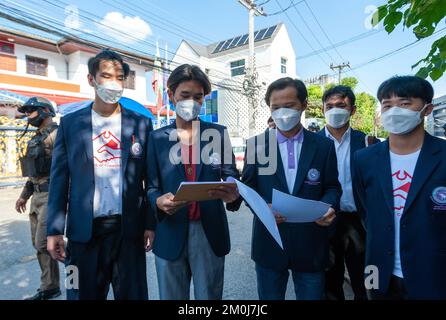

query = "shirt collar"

[
  {"left": 325, "top": 126, "right": 351, "bottom": 144},
  {"left": 276, "top": 127, "right": 304, "bottom": 144}
]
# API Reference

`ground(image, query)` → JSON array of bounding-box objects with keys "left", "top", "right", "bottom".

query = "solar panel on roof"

[
  {"left": 226, "top": 37, "right": 238, "bottom": 50},
  {"left": 212, "top": 41, "right": 225, "bottom": 53},
  {"left": 255, "top": 28, "right": 268, "bottom": 41},
  {"left": 237, "top": 34, "right": 249, "bottom": 46},
  {"left": 211, "top": 25, "right": 278, "bottom": 54},
  {"left": 241, "top": 34, "right": 250, "bottom": 46},
  {"left": 264, "top": 25, "right": 277, "bottom": 39},
  {"left": 228, "top": 36, "right": 242, "bottom": 49},
  {"left": 221, "top": 39, "right": 233, "bottom": 51}
]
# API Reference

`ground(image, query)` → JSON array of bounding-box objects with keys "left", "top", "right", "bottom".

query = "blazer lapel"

[
  {"left": 350, "top": 129, "right": 366, "bottom": 177},
  {"left": 403, "top": 133, "right": 441, "bottom": 215},
  {"left": 195, "top": 120, "right": 207, "bottom": 180},
  {"left": 376, "top": 140, "right": 396, "bottom": 215},
  {"left": 292, "top": 130, "right": 317, "bottom": 195},
  {"left": 164, "top": 124, "right": 187, "bottom": 181},
  {"left": 120, "top": 107, "right": 133, "bottom": 177},
  {"left": 80, "top": 103, "right": 93, "bottom": 161},
  {"left": 274, "top": 137, "right": 290, "bottom": 193}
]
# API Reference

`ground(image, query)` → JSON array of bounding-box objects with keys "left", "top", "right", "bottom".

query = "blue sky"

[{"left": 2, "top": 0, "right": 445, "bottom": 99}]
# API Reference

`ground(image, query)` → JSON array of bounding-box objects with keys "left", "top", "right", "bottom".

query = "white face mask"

[
  {"left": 381, "top": 105, "right": 428, "bottom": 135},
  {"left": 175, "top": 99, "right": 202, "bottom": 122},
  {"left": 325, "top": 108, "right": 351, "bottom": 129},
  {"left": 271, "top": 107, "right": 302, "bottom": 132},
  {"left": 93, "top": 79, "right": 123, "bottom": 104}
]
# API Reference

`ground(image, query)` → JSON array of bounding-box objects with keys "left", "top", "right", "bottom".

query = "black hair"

[
  {"left": 267, "top": 116, "right": 274, "bottom": 123},
  {"left": 167, "top": 64, "right": 211, "bottom": 95},
  {"left": 265, "top": 77, "right": 308, "bottom": 106},
  {"left": 377, "top": 75, "right": 434, "bottom": 103},
  {"left": 88, "top": 49, "right": 130, "bottom": 78},
  {"left": 322, "top": 85, "right": 356, "bottom": 106}
]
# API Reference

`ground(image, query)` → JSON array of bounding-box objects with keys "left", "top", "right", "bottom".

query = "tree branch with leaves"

[{"left": 372, "top": 0, "right": 446, "bottom": 80}]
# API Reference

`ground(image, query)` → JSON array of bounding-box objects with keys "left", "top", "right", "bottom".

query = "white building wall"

[
  {"left": 171, "top": 41, "right": 201, "bottom": 67},
  {"left": 14, "top": 44, "right": 68, "bottom": 80},
  {"left": 2, "top": 44, "right": 150, "bottom": 105},
  {"left": 74, "top": 51, "right": 149, "bottom": 104},
  {"left": 171, "top": 24, "right": 297, "bottom": 139},
  {"left": 124, "top": 65, "right": 149, "bottom": 104},
  {"left": 270, "top": 25, "right": 296, "bottom": 81}
]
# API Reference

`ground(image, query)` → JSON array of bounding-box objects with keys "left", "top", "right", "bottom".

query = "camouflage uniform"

[{"left": 20, "top": 122, "right": 60, "bottom": 291}]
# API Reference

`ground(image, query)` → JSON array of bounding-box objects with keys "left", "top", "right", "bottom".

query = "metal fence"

[{"left": 0, "top": 116, "right": 35, "bottom": 179}]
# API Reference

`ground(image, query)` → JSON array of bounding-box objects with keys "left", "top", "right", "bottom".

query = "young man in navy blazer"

[
  {"left": 147, "top": 64, "right": 240, "bottom": 300},
  {"left": 353, "top": 76, "right": 446, "bottom": 299},
  {"left": 46, "top": 50, "right": 155, "bottom": 300},
  {"left": 242, "top": 77, "right": 342, "bottom": 300},
  {"left": 319, "top": 85, "right": 378, "bottom": 300}
]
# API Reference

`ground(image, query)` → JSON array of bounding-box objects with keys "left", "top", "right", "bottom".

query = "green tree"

[
  {"left": 340, "top": 77, "right": 358, "bottom": 90},
  {"left": 305, "top": 78, "right": 358, "bottom": 119},
  {"left": 373, "top": 0, "right": 446, "bottom": 80},
  {"left": 305, "top": 77, "right": 385, "bottom": 136},
  {"left": 351, "top": 92, "right": 378, "bottom": 135},
  {"left": 306, "top": 84, "right": 324, "bottom": 119}
]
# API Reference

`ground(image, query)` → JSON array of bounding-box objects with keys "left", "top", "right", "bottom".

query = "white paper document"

[
  {"left": 226, "top": 177, "right": 283, "bottom": 250},
  {"left": 272, "top": 189, "right": 331, "bottom": 223}
]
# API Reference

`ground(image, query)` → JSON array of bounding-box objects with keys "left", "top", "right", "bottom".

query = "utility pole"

[
  {"left": 239, "top": 0, "right": 265, "bottom": 137},
  {"left": 330, "top": 62, "right": 350, "bottom": 84}
]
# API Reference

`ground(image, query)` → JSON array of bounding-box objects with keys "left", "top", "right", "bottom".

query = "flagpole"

[{"left": 165, "top": 43, "right": 170, "bottom": 125}]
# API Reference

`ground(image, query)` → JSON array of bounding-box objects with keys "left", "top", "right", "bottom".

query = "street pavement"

[{"left": 0, "top": 187, "right": 352, "bottom": 300}]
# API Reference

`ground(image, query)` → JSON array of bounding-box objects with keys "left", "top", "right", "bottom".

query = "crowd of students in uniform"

[{"left": 18, "top": 49, "right": 444, "bottom": 300}]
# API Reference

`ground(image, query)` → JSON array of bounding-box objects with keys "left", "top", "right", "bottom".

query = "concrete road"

[{"left": 0, "top": 187, "right": 353, "bottom": 300}]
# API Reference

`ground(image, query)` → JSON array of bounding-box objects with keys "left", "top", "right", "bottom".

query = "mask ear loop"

[{"left": 418, "top": 104, "right": 429, "bottom": 117}]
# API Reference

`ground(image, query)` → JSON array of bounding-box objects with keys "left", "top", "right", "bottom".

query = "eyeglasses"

[{"left": 20, "top": 106, "right": 37, "bottom": 114}]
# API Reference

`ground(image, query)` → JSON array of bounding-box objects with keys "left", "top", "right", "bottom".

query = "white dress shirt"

[{"left": 325, "top": 127, "right": 357, "bottom": 212}]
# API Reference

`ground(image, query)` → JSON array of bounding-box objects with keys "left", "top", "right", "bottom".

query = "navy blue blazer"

[
  {"left": 146, "top": 120, "right": 240, "bottom": 261},
  {"left": 47, "top": 104, "right": 155, "bottom": 243},
  {"left": 242, "top": 128, "right": 342, "bottom": 272},
  {"left": 353, "top": 132, "right": 446, "bottom": 299}
]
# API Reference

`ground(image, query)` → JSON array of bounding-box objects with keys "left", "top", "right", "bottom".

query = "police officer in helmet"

[{"left": 15, "top": 97, "right": 61, "bottom": 300}]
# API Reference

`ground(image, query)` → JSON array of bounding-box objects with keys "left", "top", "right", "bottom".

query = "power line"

[
  {"left": 302, "top": 0, "right": 372, "bottom": 92},
  {"left": 19, "top": 0, "right": 242, "bottom": 86},
  {"left": 128, "top": 0, "right": 218, "bottom": 43},
  {"left": 273, "top": 0, "right": 330, "bottom": 67},
  {"left": 316, "top": 26, "right": 446, "bottom": 81},
  {"left": 296, "top": 29, "right": 382, "bottom": 60},
  {"left": 102, "top": 0, "right": 270, "bottom": 70},
  {"left": 303, "top": 0, "right": 343, "bottom": 62},
  {"left": 0, "top": 4, "right": 243, "bottom": 93},
  {"left": 257, "top": 0, "right": 272, "bottom": 6},
  {"left": 330, "top": 62, "right": 350, "bottom": 84},
  {"left": 348, "top": 27, "right": 446, "bottom": 72},
  {"left": 18, "top": 0, "right": 270, "bottom": 85},
  {"left": 102, "top": 0, "right": 216, "bottom": 44},
  {"left": 266, "top": 0, "right": 305, "bottom": 16},
  {"left": 290, "top": 1, "right": 336, "bottom": 64}
]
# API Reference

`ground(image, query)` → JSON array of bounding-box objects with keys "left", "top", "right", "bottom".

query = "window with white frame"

[
  {"left": 230, "top": 59, "right": 245, "bottom": 77},
  {"left": 281, "top": 57, "right": 287, "bottom": 74},
  {"left": 124, "top": 70, "right": 136, "bottom": 90}
]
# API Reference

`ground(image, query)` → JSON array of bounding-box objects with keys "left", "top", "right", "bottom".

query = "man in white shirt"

[
  {"left": 320, "top": 86, "right": 378, "bottom": 300},
  {"left": 353, "top": 75, "right": 446, "bottom": 299},
  {"left": 47, "top": 50, "right": 155, "bottom": 300}
]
